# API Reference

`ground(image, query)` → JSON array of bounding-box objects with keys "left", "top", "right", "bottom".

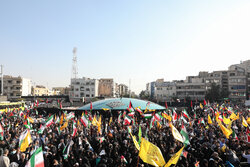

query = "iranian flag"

[
  {"left": 123, "top": 115, "right": 132, "bottom": 125},
  {"left": 180, "top": 123, "right": 190, "bottom": 146},
  {"left": 118, "top": 113, "right": 122, "bottom": 124},
  {"left": 182, "top": 109, "right": 190, "bottom": 119},
  {"left": 72, "top": 121, "right": 77, "bottom": 137},
  {"left": 142, "top": 113, "right": 152, "bottom": 119},
  {"left": 66, "top": 112, "right": 75, "bottom": 120},
  {"left": 0, "top": 123, "right": 4, "bottom": 140},
  {"left": 128, "top": 112, "right": 135, "bottom": 117},
  {"left": 154, "top": 113, "right": 162, "bottom": 122},
  {"left": 232, "top": 129, "right": 238, "bottom": 140},
  {"left": 150, "top": 117, "right": 156, "bottom": 129},
  {"left": 136, "top": 108, "right": 143, "bottom": 115},
  {"left": 80, "top": 114, "right": 88, "bottom": 127},
  {"left": 19, "top": 110, "right": 24, "bottom": 117},
  {"left": 25, "top": 147, "right": 44, "bottom": 167},
  {"left": 45, "top": 115, "right": 54, "bottom": 127}
]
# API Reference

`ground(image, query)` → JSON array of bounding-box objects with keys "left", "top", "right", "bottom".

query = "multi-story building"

[
  {"left": 32, "top": 85, "right": 49, "bottom": 96},
  {"left": 0, "top": 75, "right": 31, "bottom": 100},
  {"left": 69, "top": 77, "right": 99, "bottom": 102},
  {"left": 205, "top": 70, "right": 228, "bottom": 91},
  {"left": 98, "top": 78, "right": 115, "bottom": 98},
  {"left": 176, "top": 73, "right": 207, "bottom": 101},
  {"left": 146, "top": 81, "right": 156, "bottom": 98},
  {"left": 118, "top": 84, "right": 128, "bottom": 97},
  {"left": 154, "top": 79, "right": 176, "bottom": 102}
]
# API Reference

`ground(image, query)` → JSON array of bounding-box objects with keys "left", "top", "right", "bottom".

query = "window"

[
  {"left": 230, "top": 73, "right": 235, "bottom": 76},
  {"left": 86, "top": 88, "right": 90, "bottom": 91},
  {"left": 86, "top": 94, "right": 90, "bottom": 97}
]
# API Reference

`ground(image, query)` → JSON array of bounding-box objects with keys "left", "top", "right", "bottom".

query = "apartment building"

[
  {"left": 0, "top": 75, "right": 31, "bottom": 100},
  {"left": 69, "top": 77, "right": 99, "bottom": 102}
]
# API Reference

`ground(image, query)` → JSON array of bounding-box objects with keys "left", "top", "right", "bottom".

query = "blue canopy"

[{"left": 77, "top": 98, "right": 165, "bottom": 111}]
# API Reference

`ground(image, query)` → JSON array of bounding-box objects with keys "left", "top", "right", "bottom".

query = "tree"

[
  {"left": 205, "top": 83, "right": 229, "bottom": 102},
  {"left": 139, "top": 90, "right": 149, "bottom": 100}
]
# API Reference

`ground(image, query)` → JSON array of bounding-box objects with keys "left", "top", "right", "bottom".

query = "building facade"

[
  {"left": 98, "top": 78, "right": 115, "bottom": 98},
  {"left": 0, "top": 75, "right": 31, "bottom": 100},
  {"left": 32, "top": 85, "right": 49, "bottom": 96},
  {"left": 69, "top": 77, "right": 99, "bottom": 102},
  {"left": 154, "top": 79, "right": 176, "bottom": 102},
  {"left": 118, "top": 84, "right": 128, "bottom": 97}
]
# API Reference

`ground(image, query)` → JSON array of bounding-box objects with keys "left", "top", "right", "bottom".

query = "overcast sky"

[{"left": 1, "top": 0, "right": 250, "bottom": 94}]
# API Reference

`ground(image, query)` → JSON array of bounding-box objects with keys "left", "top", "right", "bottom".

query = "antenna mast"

[{"left": 72, "top": 47, "right": 78, "bottom": 79}]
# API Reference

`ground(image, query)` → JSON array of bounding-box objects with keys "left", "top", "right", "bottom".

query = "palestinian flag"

[
  {"left": 45, "top": 115, "right": 54, "bottom": 127},
  {"left": 123, "top": 115, "right": 132, "bottom": 125},
  {"left": 80, "top": 114, "right": 88, "bottom": 127},
  {"left": 63, "top": 140, "right": 74, "bottom": 159},
  {"left": 121, "top": 155, "right": 128, "bottom": 164},
  {"left": 99, "top": 137, "right": 105, "bottom": 143},
  {"left": 72, "top": 121, "right": 77, "bottom": 137},
  {"left": 25, "top": 147, "right": 44, "bottom": 167},
  {"left": 182, "top": 109, "right": 190, "bottom": 119},
  {"left": 0, "top": 123, "right": 4, "bottom": 140},
  {"left": 180, "top": 123, "right": 190, "bottom": 146},
  {"left": 24, "top": 119, "right": 31, "bottom": 129},
  {"left": 38, "top": 125, "right": 45, "bottom": 134},
  {"left": 172, "top": 109, "right": 178, "bottom": 122},
  {"left": 127, "top": 101, "right": 134, "bottom": 112},
  {"left": 232, "top": 129, "right": 238, "bottom": 140}
]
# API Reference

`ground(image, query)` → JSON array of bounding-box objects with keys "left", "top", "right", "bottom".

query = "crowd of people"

[{"left": 0, "top": 101, "right": 249, "bottom": 167}]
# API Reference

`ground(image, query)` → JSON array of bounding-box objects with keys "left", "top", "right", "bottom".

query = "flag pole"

[{"left": 136, "top": 155, "right": 140, "bottom": 167}]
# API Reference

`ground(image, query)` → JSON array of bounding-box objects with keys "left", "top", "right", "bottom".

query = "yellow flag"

[
  {"left": 139, "top": 138, "right": 166, "bottom": 167},
  {"left": 28, "top": 117, "right": 34, "bottom": 124},
  {"left": 218, "top": 121, "right": 232, "bottom": 139},
  {"left": 208, "top": 115, "right": 212, "bottom": 124},
  {"left": 223, "top": 116, "right": 231, "bottom": 125},
  {"left": 130, "top": 132, "right": 140, "bottom": 150},
  {"left": 60, "top": 121, "right": 68, "bottom": 131},
  {"left": 170, "top": 123, "right": 184, "bottom": 143},
  {"left": 60, "top": 113, "right": 64, "bottom": 125},
  {"left": 200, "top": 103, "right": 203, "bottom": 109},
  {"left": 20, "top": 130, "right": 32, "bottom": 152},
  {"left": 5, "top": 108, "right": 7, "bottom": 113},
  {"left": 92, "top": 115, "right": 98, "bottom": 126},
  {"left": 242, "top": 116, "right": 248, "bottom": 127},
  {"left": 98, "top": 116, "right": 102, "bottom": 133},
  {"left": 162, "top": 113, "right": 172, "bottom": 122},
  {"left": 215, "top": 112, "right": 220, "bottom": 123},
  {"left": 102, "top": 108, "right": 109, "bottom": 111},
  {"left": 233, "top": 113, "right": 240, "bottom": 121},
  {"left": 165, "top": 146, "right": 184, "bottom": 167},
  {"left": 247, "top": 117, "right": 250, "bottom": 124},
  {"left": 229, "top": 112, "right": 236, "bottom": 120}
]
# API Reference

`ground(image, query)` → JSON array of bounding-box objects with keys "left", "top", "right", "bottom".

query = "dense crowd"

[{"left": 0, "top": 102, "right": 249, "bottom": 167}]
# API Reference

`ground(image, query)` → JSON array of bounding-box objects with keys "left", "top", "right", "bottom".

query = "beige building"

[
  {"left": 0, "top": 75, "right": 31, "bottom": 100},
  {"left": 52, "top": 87, "right": 70, "bottom": 95},
  {"left": 98, "top": 78, "right": 115, "bottom": 97},
  {"left": 32, "top": 85, "right": 49, "bottom": 96}
]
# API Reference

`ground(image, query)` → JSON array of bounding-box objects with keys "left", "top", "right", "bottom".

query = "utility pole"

[
  {"left": 0, "top": 65, "right": 3, "bottom": 96},
  {"left": 129, "top": 79, "right": 131, "bottom": 98}
]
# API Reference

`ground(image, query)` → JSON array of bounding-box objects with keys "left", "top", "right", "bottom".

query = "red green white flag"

[
  {"left": 80, "top": 114, "right": 88, "bottom": 127},
  {"left": 72, "top": 121, "right": 77, "bottom": 137},
  {"left": 25, "top": 147, "right": 44, "bottom": 167},
  {"left": 45, "top": 115, "right": 54, "bottom": 127},
  {"left": 0, "top": 123, "right": 4, "bottom": 140},
  {"left": 124, "top": 115, "right": 132, "bottom": 125},
  {"left": 182, "top": 109, "right": 190, "bottom": 119}
]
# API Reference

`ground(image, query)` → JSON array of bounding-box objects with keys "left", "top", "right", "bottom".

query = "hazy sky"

[{"left": 1, "top": 0, "right": 250, "bottom": 94}]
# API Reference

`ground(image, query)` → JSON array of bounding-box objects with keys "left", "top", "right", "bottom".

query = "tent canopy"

[{"left": 77, "top": 98, "right": 165, "bottom": 111}]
